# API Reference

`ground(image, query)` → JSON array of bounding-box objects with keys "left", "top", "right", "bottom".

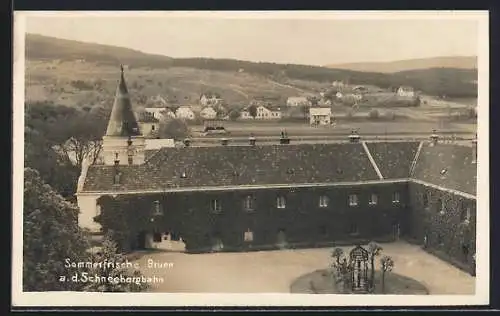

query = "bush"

[{"left": 369, "top": 109, "right": 380, "bottom": 119}]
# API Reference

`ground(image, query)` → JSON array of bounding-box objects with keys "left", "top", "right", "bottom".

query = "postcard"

[{"left": 12, "top": 10, "right": 489, "bottom": 308}]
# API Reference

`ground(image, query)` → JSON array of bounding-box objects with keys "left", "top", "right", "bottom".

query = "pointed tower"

[{"left": 101, "top": 65, "right": 146, "bottom": 165}]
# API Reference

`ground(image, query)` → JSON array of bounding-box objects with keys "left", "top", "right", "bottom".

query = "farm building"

[
  {"left": 286, "top": 96, "right": 311, "bottom": 107},
  {"left": 241, "top": 105, "right": 282, "bottom": 120},
  {"left": 309, "top": 107, "right": 332, "bottom": 125},
  {"left": 76, "top": 68, "right": 478, "bottom": 277},
  {"left": 200, "top": 106, "right": 218, "bottom": 120},
  {"left": 397, "top": 86, "right": 416, "bottom": 97},
  {"left": 175, "top": 105, "right": 196, "bottom": 120}
]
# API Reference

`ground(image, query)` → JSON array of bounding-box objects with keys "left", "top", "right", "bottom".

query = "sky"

[{"left": 22, "top": 12, "right": 481, "bottom": 66}]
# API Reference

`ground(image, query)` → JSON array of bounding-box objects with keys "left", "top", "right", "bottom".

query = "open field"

[
  {"left": 191, "top": 120, "right": 476, "bottom": 138},
  {"left": 132, "top": 242, "right": 475, "bottom": 294}
]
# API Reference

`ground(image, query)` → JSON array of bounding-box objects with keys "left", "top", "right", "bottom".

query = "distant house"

[
  {"left": 286, "top": 96, "right": 311, "bottom": 107},
  {"left": 335, "top": 92, "right": 344, "bottom": 99},
  {"left": 332, "top": 80, "right": 345, "bottom": 88},
  {"left": 137, "top": 112, "right": 160, "bottom": 137},
  {"left": 318, "top": 98, "right": 332, "bottom": 107},
  {"left": 352, "top": 86, "right": 368, "bottom": 93},
  {"left": 241, "top": 105, "right": 282, "bottom": 120},
  {"left": 175, "top": 106, "right": 196, "bottom": 120},
  {"left": 200, "top": 93, "right": 223, "bottom": 106},
  {"left": 397, "top": 86, "right": 415, "bottom": 97},
  {"left": 145, "top": 107, "right": 168, "bottom": 120},
  {"left": 344, "top": 93, "right": 363, "bottom": 102},
  {"left": 200, "top": 106, "right": 218, "bottom": 120},
  {"left": 309, "top": 107, "right": 332, "bottom": 125}
]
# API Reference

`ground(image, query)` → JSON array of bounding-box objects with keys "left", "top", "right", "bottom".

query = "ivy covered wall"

[
  {"left": 95, "top": 182, "right": 410, "bottom": 253},
  {"left": 407, "top": 182, "right": 476, "bottom": 274}
]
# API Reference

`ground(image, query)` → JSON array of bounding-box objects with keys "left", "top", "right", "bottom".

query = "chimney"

[
  {"left": 221, "top": 138, "right": 229, "bottom": 146},
  {"left": 183, "top": 138, "right": 191, "bottom": 147},
  {"left": 280, "top": 131, "right": 290, "bottom": 144},
  {"left": 348, "top": 130, "right": 360, "bottom": 143},
  {"left": 249, "top": 135, "right": 256, "bottom": 146},
  {"left": 430, "top": 130, "right": 439, "bottom": 146},
  {"left": 472, "top": 134, "right": 477, "bottom": 164}
]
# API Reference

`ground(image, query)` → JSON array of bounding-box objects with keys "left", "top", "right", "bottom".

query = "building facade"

[
  {"left": 76, "top": 68, "right": 478, "bottom": 276},
  {"left": 309, "top": 107, "right": 332, "bottom": 125}
]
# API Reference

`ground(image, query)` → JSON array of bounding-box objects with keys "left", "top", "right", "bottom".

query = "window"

[
  {"left": 423, "top": 192, "right": 429, "bottom": 208},
  {"left": 349, "top": 194, "right": 358, "bottom": 207},
  {"left": 243, "top": 195, "right": 255, "bottom": 211},
  {"left": 152, "top": 200, "right": 163, "bottom": 216},
  {"left": 392, "top": 192, "right": 400, "bottom": 204},
  {"left": 244, "top": 229, "right": 254, "bottom": 242},
  {"left": 439, "top": 198, "right": 446, "bottom": 215},
  {"left": 277, "top": 196, "right": 286, "bottom": 209},
  {"left": 210, "top": 199, "right": 222, "bottom": 213},
  {"left": 153, "top": 232, "right": 162, "bottom": 243},
  {"left": 113, "top": 171, "right": 122, "bottom": 184},
  {"left": 319, "top": 195, "right": 329, "bottom": 208},
  {"left": 128, "top": 156, "right": 133, "bottom": 165},
  {"left": 369, "top": 194, "right": 378, "bottom": 206},
  {"left": 151, "top": 125, "right": 155, "bottom": 131},
  {"left": 349, "top": 223, "right": 359, "bottom": 235}
]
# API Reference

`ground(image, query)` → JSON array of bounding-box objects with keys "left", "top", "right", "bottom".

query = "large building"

[{"left": 76, "top": 68, "right": 477, "bottom": 276}]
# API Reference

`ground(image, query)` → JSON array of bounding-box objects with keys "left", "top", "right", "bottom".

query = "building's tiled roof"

[
  {"left": 413, "top": 143, "right": 477, "bottom": 195},
  {"left": 366, "top": 141, "right": 420, "bottom": 179},
  {"left": 82, "top": 143, "right": 381, "bottom": 192}
]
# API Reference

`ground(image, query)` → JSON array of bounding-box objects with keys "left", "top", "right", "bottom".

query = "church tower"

[{"left": 101, "top": 65, "right": 146, "bottom": 165}]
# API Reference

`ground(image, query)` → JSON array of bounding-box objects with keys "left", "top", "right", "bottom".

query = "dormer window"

[
  {"left": 210, "top": 199, "right": 222, "bottom": 213},
  {"left": 276, "top": 196, "right": 286, "bottom": 209},
  {"left": 180, "top": 171, "right": 187, "bottom": 178},
  {"left": 460, "top": 204, "right": 471, "bottom": 224},
  {"left": 369, "top": 194, "right": 378, "bottom": 206},
  {"left": 392, "top": 192, "right": 400, "bottom": 204},
  {"left": 440, "top": 168, "right": 448, "bottom": 178},
  {"left": 319, "top": 195, "right": 329, "bottom": 208}
]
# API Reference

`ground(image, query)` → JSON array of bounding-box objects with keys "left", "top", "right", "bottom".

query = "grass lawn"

[{"left": 290, "top": 269, "right": 429, "bottom": 295}]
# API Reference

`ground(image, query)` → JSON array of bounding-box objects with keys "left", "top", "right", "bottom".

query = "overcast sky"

[{"left": 23, "top": 12, "right": 480, "bottom": 66}]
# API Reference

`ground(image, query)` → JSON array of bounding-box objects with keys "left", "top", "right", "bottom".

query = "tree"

[
  {"left": 229, "top": 109, "right": 241, "bottom": 121},
  {"left": 412, "top": 96, "right": 421, "bottom": 107},
  {"left": 82, "top": 235, "right": 149, "bottom": 292},
  {"left": 299, "top": 105, "right": 309, "bottom": 120},
  {"left": 380, "top": 255, "right": 395, "bottom": 294},
  {"left": 367, "top": 241, "right": 383, "bottom": 291},
  {"left": 331, "top": 248, "right": 344, "bottom": 266},
  {"left": 248, "top": 104, "right": 258, "bottom": 119},
  {"left": 23, "top": 168, "right": 89, "bottom": 291},
  {"left": 158, "top": 118, "right": 190, "bottom": 140}
]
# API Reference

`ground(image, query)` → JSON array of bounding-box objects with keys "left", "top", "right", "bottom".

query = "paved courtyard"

[{"left": 133, "top": 241, "right": 475, "bottom": 294}]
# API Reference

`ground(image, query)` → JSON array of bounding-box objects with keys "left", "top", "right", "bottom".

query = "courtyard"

[{"left": 132, "top": 241, "right": 475, "bottom": 294}]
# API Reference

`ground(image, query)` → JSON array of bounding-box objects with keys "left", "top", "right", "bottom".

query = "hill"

[
  {"left": 325, "top": 56, "right": 477, "bottom": 73},
  {"left": 25, "top": 34, "right": 477, "bottom": 100}
]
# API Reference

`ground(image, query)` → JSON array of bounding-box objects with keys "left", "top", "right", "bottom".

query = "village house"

[
  {"left": 286, "top": 96, "right": 311, "bottom": 107},
  {"left": 175, "top": 105, "right": 196, "bottom": 120},
  {"left": 145, "top": 107, "right": 169, "bottom": 120},
  {"left": 397, "top": 86, "right": 415, "bottom": 97},
  {"left": 241, "top": 105, "right": 282, "bottom": 120},
  {"left": 200, "top": 106, "right": 218, "bottom": 120},
  {"left": 75, "top": 67, "right": 478, "bottom": 277},
  {"left": 200, "top": 93, "right": 223, "bottom": 106},
  {"left": 332, "top": 80, "right": 345, "bottom": 88},
  {"left": 309, "top": 107, "right": 332, "bottom": 125}
]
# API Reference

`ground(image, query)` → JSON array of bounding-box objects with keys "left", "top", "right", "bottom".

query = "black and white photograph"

[{"left": 12, "top": 11, "right": 489, "bottom": 307}]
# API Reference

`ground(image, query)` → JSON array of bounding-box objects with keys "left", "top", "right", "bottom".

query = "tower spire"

[{"left": 105, "top": 65, "right": 140, "bottom": 137}]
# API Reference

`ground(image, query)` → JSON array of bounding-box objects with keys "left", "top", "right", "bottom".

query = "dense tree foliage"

[
  {"left": 25, "top": 101, "right": 109, "bottom": 198},
  {"left": 23, "top": 169, "right": 150, "bottom": 292},
  {"left": 23, "top": 168, "right": 89, "bottom": 291},
  {"left": 158, "top": 118, "right": 190, "bottom": 140}
]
